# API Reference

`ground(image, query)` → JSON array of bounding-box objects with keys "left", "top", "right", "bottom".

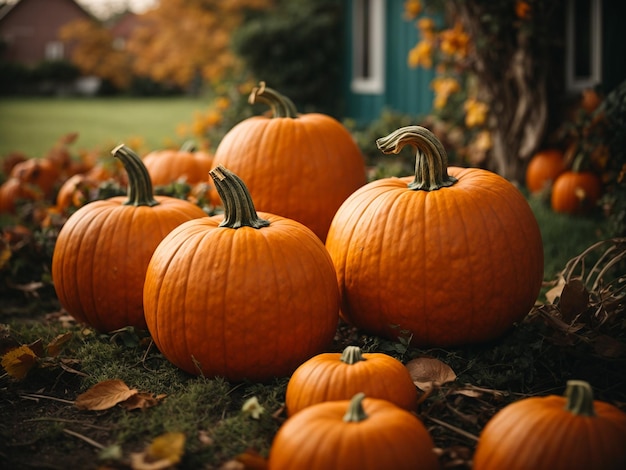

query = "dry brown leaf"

[
  {"left": 406, "top": 357, "right": 456, "bottom": 392},
  {"left": 75, "top": 379, "right": 138, "bottom": 411},
  {"left": 558, "top": 279, "right": 589, "bottom": 323},
  {"left": 120, "top": 392, "right": 167, "bottom": 411},
  {"left": 545, "top": 278, "right": 566, "bottom": 304},
  {"left": 221, "top": 449, "right": 268, "bottom": 470},
  {"left": 47, "top": 332, "right": 73, "bottom": 357},
  {"left": 1, "top": 344, "right": 38, "bottom": 380},
  {"left": 130, "top": 432, "right": 185, "bottom": 470}
]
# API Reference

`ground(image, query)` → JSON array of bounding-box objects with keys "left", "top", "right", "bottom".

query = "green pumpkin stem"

[
  {"left": 248, "top": 81, "right": 298, "bottom": 118},
  {"left": 340, "top": 346, "right": 366, "bottom": 365},
  {"left": 112, "top": 144, "right": 159, "bottom": 207},
  {"left": 180, "top": 140, "right": 197, "bottom": 152},
  {"left": 376, "top": 125, "right": 458, "bottom": 191},
  {"left": 209, "top": 165, "right": 270, "bottom": 229},
  {"left": 343, "top": 393, "right": 369, "bottom": 423},
  {"left": 564, "top": 380, "right": 596, "bottom": 417}
]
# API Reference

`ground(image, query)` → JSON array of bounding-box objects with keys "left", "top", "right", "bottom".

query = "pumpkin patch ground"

[{"left": 0, "top": 141, "right": 624, "bottom": 468}]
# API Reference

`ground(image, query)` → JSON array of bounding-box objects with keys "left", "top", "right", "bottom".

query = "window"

[
  {"left": 351, "top": 0, "right": 385, "bottom": 94},
  {"left": 45, "top": 41, "right": 64, "bottom": 60},
  {"left": 565, "top": 0, "right": 602, "bottom": 92}
]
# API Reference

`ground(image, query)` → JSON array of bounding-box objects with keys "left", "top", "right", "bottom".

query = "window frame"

[
  {"left": 350, "top": 0, "right": 385, "bottom": 94},
  {"left": 565, "top": 0, "right": 602, "bottom": 92}
]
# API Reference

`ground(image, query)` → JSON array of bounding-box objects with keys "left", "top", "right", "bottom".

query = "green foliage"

[{"left": 232, "top": 0, "right": 343, "bottom": 115}]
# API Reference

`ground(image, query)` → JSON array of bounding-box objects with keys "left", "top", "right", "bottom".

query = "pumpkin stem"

[
  {"left": 248, "top": 81, "right": 298, "bottom": 118},
  {"left": 340, "top": 346, "right": 366, "bottom": 365},
  {"left": 111, "top": 144, "right": 159, "bottom": 207},
  {"left": 564, "top": 380, "right": 596, "bottom": 417},
  {"left": 180, "top": 140, "right": 197, "bottom": 152},
  {"left": 209, "top": 165, "right": 270, "bottom": 229},
  {"left": 343, "top": 393, "right": 369, "bottom": 423},
  {"left": 376, "top": 126, "right": 458, "bottom": 191}
]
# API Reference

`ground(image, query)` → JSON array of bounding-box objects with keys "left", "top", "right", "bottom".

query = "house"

[
  {"left": 0, "top": 0, "right": 93, "bottom": 65},
  {"left": 341, "top": 0, "right": 626, "bottom": 124}
]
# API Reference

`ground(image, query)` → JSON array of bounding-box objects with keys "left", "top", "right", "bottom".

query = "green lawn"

[{"left": 0, "top": 97, "right": 210, "bottom": 157}]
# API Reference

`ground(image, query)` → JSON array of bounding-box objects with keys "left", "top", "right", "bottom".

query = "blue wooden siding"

[{"left": 342, "top": 0, "right": 436, "bottom": 124}]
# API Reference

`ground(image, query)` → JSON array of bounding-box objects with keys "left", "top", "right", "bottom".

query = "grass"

[{"left": 0, "top": 97, "right": 211, "bottom": 158}]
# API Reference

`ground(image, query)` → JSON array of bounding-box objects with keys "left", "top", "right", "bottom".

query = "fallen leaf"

[
  {"left": 545, "top": 277, "right": 566, "bottom": 304},
  {"left": 1, "top": 344, "right": 38, "bottom": 379},
  {"left": 75, "top": 379, "right": 138, "bottom": 411},
  {"left": 558, "top": 279, "right": 589, "bottom": 323},
  {"left": 121, "top": 392, "right": 167, "bottom": 411},
  {"left": 241, "top": 396, "right": 264, "bottom": 419},
  {"left": 130, "top": 432, "right": 185, "bottom": 470},
  {"left": 221, "top": 449, "right": 268, "bottom": 470},
  {"left": 405, "top": 357, "right": 456, "bottom": 392},
  {"left": 47, "top": 332, "right": 73, "bottom": 357}
]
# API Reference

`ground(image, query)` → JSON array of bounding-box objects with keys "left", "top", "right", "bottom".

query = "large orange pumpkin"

[
  {"left": 525, "top": 148, "right": 565, "bottom": 194},
  {"left": 473, "top": 380, "right": 626, "bottom": 469},
  {"left": 325, "top": 126, "right": 544, "bottom": 347},
  {"left": 143, "top": 165, "right": 340, "bottom": 381},
  {"left": 210, "top": 82, "right": 366, "bottom": 241},
  {"left": 551, "top": 170, "right": 602, "bottom": 215},
  {"left": 142, "top": 141, "right": 213, "bottom": 186},
  {"left": 285, "top": 345, "right": 417, "bottom": 416},
  {"left": 268, "top": 393, "right": 440, "bottom": 470},
  {"left": 51, "top": 145, "right": 206, "bottom": 332}
]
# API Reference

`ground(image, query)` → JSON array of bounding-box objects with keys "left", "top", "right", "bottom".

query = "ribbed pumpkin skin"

[
  {"left": 143, "top": 213, "right": 340, "bottom": 382},
  {"left": 268, "top": 396, "right": 440, "bottom": 470},
  {"left": 551, "top": 171, "right": 602, "bottom": 214},
  {"left": 473, "top": 394, "right": 626, "bottom": 469},
  {"left": 525, "top": 149, "right": 565, "bottom": 193},
  {"left": 143, "top": 149, "right": 213, "bottom": 186},
  {"left": 285, "top": 348, "right": 418, "bottom": 416},
  {"left": 325, "top": 167, "right": 544, "bottom": 347},
  {"left": 212, "top": 113, "right": 366, "bottom": 242},
  {"left": 52, "top": 196, "right": 206, "bottom": 332}
]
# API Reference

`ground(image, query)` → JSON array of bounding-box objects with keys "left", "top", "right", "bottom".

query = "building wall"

[{"left": 0, "top": 0, "right": 91, "bottom": 65}]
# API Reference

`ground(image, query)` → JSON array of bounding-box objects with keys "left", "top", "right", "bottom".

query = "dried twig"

[{"left": 63, "top": 428, "right": 106, "bottom": 449}]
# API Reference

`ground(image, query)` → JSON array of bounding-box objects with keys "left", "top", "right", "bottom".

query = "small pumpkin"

[
  {"left": 473, "top": 380, "right": 626, "bottom": 470},
  {"left": 143, "top": 165, "right": 340, "bottom": 382},
  {"left": 143, "top": 140, "right": 214, "bottom": 186},
  {"left": 0, "top": 178, "right": 41, "bottom": 214},
  {"left": 285, "top": 345, "right": 417, "bottom": 416},
  {"left": 525, "top": 148, "right": 566, "bottom": 194},
  {"left": 55, "top": 173, "right": 100, "bottom": 212},
  {"left": 268, "top": 392, "right": 440, "bottom": 470},
  {"left": 211, "top": 81, "right": 366, "bottom": 241},
  {"left": 551, "top": 170, "right": 602, "bottom": 215},
  {"left": 325, "top": 126, "right": 544, "bottom": 347},
  {"left": 51, "top": 145, "right": 206, "bottom": 332},
  {"left": 10, "top": 158, "right": 60, "bottom": 199}
]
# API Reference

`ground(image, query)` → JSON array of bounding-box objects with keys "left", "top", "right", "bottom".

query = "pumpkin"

[
  {"left": 10, "top": 158, "right": 60, "bottom": 199},
  {"left": 143, "top": 141, "right": 214, "bottom": 186},
  {"left": 473, "top": 380, "right": 626, "bottom": 470},
  {"left": 268, "top": 392, "right": 440, "bottom": 470},
  {"left": 0, "top": 178, "right": 41, "bottom": 214},
  {"left": 285, "top": 345, "right": 417, "bottom": 416},
  {"left": 525, "top": 148, "right": 566, "bottom": 194},
  {"left": 55, "top": 173, "right": 100, "bottom": 212},
  {"left": 210, "top": 81, "right": 366, "bottom": 241},
  {"left": 51, "top": 145, "right": 206, "bottom": 332},
  {"left": 551, "top": 170, "right": 602, "bottom": 215},
  {"left": 142, "top": 165, "right": 340, "bottom": 382},
  {"left": 325, "top": 125, "right": 544, "bottom": 347}
]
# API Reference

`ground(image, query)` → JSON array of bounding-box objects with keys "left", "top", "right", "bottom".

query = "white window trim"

[
  {"left": 351, "top": 0, "right": 385, "bottom": 94},
  {"left": 565, "top": 0, "right": 602, "bottom": 92}
]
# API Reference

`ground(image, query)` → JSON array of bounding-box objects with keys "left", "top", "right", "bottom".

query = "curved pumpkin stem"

[
  {"left": 111, "top": 144, "right": 159, "bottom": 207},
  {"left": 209, "top": 165, "right": 270, "bottom": 229},
  {"left": 180, "top": 140, "right": 197, "bottom": 153},
  {"left": 564, "top": 380, "right": 596, "bottom": 417},
  {"left": 376, "top": 125, "right": 458, "bottom": 191},
  {"left": 248, "top": 81, "right": 298, "bottom": 118},
  {"left": 340, "top": 346, "right": 366, "bottom": 365},
  {"left": 343, "top": 392, "right": 369, "bottom": 423}
]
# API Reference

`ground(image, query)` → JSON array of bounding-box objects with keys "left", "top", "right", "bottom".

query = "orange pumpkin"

[
  {"left": 0, "top": 178, "right": 41, "bottom": 214},
  {"left": 10, "top": 158, "right": 60, "bottom": 199},
  {"left": 143, "top": 165, "right": 340, "bottom": 381},
  {"left": 55, "top": 173, "right": 100, "bottom": 212},
  {"left": 51, "top": 145, "right": 206, "bottom": 332},
  {"left": 473, "top": 380, "right": 626, "bottom": 470},
  {"left": 285, "top": 345, "right": 417, "bottom": 416},
  {"left": 325, "top": 126, "right": 544, "bottom": 347},
  {"left": 143, "top": 141, "right": 214, "bottom": 186},
  {"left": 551, "top": 170, "right": 602, "bottom": 214},
  {"left": 268, "top": 393, "right": 440, "bottom": 470},
  {"left": 525, "top": 149, "right": 566, "bottom": 194},
  {"left": 210, "top": 82, "right": 366, "bottom": 241}
]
